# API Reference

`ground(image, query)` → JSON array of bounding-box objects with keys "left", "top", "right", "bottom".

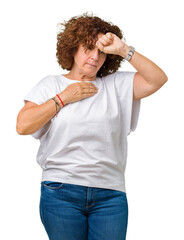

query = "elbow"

[
  {"left": 16, "top": 118, "right": 38, "bottom": 136},
  {"left": 16, "top": 110, "right": 30, "bottom": 135},
  {"left": 160, "top": 73, "right": 168, "bottom": 87},
  {"left": 163, "top": 72, "right": 168, "bottom": 83},
  {"left": 164, "top": 74, "right": 168, "bottom": 83},
  {"left": 16, "top": 121, "right": 26, "bottom": 135},
  {"left": 16, "top": 115, "right": 28, "bottom": 135},
  {"left": 152, "top": 74, "right": 168, "bottom": 92}
]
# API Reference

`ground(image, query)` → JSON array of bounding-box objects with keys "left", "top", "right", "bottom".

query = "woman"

[{"left": 16, "top": 12, "right": 168, "bottom": 240}]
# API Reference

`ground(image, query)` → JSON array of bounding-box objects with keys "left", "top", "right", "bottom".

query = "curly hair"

[{"left": 56, "top": 12, "right": 126, "bottom": 77}]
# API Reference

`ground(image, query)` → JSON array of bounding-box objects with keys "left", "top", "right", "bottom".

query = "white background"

[{"left": 1, "top": 0, "right": 184, "bottom": 239}]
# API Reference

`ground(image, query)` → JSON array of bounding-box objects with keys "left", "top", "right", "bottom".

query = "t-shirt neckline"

[{"left": 60, "top": 74, "right": 98, "bottom": 83}]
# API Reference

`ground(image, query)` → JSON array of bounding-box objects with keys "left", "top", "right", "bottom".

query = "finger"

[
  {"left": 106, "top": 32, "right": 114, "bottom": 40},
  {"left": 102, "top": 34, "right": 113, "bottom": 44},
  {"left": 96, "top": 41, "right": 104, "bottom": 51},
  {"left": 99, "top": 35, "right": 112, "bottom": 45},
  {"left": 97, "top": 37, "right": 107, "bottom": 45}
]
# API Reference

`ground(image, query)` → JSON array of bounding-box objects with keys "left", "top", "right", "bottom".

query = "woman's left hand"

[{"left": 96, "top": 32, "right": 130, "bottom": 57}]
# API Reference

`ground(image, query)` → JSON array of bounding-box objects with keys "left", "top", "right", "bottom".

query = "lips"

[{"left": 87, "top": 63, "right": 97, "bottom": 67}]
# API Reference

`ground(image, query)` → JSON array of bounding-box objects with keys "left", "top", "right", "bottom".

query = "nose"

[{"left": 91, "top": 47, "right": 100, "bottom": 60}]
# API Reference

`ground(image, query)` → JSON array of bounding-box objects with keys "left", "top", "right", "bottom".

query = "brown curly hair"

[{"left": 56, "top": 12, "right": 126, "bottom": 77}]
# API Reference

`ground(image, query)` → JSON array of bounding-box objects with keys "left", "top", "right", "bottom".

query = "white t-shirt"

[{"left": 23, "top": 71, "right": 141, "bottom": 193}]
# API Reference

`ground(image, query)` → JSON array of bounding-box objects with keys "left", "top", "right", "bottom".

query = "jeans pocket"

[{"left": 43, "top": 181, "right": 64, "bottom": 190}]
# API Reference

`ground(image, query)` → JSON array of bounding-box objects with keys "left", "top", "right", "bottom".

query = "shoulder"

[
  {"left": 102, "top": 71, "right": 135, "bottom": 81},
  {"left": 27, "top": 74, "right": 59, "bottom": 98},
  {"left": 115, "top": 71, "right": 136, "bottom": 79},
  {"left": 36, "top": 74, "right": 58, "bottom": 87},
  {"left": 114, "top": 71, "right": 136, "bottom": 88},
  {"left": 112, "top": 71, "right": 136, "bottom": 98}
]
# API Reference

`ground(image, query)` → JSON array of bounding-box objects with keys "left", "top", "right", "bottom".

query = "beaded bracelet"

[{"left": 51, "top": 97, "right": 61, "bottom": 116}]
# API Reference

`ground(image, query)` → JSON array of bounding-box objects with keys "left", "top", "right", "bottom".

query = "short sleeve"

[
  {"left": 114, "top": 71, "right": 141, "bottom": 136},
  {"left": 23, "top": 75, "right": 57, "bottom": 105},
  {"left": 23, "top": 75, "right": 57, "bottom": 140}
]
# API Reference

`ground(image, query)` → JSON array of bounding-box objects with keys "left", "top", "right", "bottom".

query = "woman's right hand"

[
  {"left": 16, "top": 82, "right": 98, "bottom": 135},
  {"left": 58, "top": 82, "right": 98, "bottom": 104}
]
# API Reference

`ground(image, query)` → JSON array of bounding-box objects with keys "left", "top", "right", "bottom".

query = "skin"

[
  {"left": 64, "top": 31, "right": 168, "bottom": 99},
  {"left": 96, "top": 32, "right": 168, "bottom": 99},
  {"left": 16, "top": 31, "right": 168, "bottom": 135},
  {"left": 63, "top": 33, "right": 107, "bottom": 82}
]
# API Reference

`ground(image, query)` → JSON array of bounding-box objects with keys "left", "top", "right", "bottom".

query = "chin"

[{"left": 85, "top": 69, "right": 97, "bottom": 75}]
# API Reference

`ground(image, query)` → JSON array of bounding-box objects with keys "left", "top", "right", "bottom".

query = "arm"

[
  {"left": 16, "top": 82, "right": 98, "bottom": 135},
  {"left": 16, "top": 92, "right": 68, "bottom": 135},
  {"left": 96, "top": 32, "right": 168, "bottom": 100},
  {"left": 120, "top": 46, "right": 168, "bottom": 100}
]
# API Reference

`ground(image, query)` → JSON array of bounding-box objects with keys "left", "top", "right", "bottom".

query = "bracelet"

[
  {"left": 51, "top": 97, "right": 61, "bottom": 116},
  {"left": 56, "top": 94, "right": 65, "bottom": 107},
  {"left": 125, "top": 46, "right": 135, "bottom": 61}
]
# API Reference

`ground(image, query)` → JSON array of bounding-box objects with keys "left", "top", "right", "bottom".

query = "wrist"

[
  {"left": 57, "top": 91, "right": 69, "bottom": 106},
  {"left": 120, "top": 44, "right": 131, "bottom": 58}
]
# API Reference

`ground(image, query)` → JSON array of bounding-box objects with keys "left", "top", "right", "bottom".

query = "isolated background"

[{"left": 1, "top": 0, "right": 183, "bottom": 239}]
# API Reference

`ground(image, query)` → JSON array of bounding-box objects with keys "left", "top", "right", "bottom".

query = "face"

[{"left": 72, "top": 33, "right": 107, "bottom": 77}]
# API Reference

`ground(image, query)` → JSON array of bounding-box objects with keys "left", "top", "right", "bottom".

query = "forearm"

[
  {"left": 17, "top": 92, "right": 68, "bottom": 135},
  {"left": 120, "top": 45, "right": 168, "bottom": 87},
  {"left": 17, "top": 99, "right": 58, "bottom": 135}
]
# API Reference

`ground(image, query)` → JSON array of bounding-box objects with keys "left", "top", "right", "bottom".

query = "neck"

[{"left": 64, "top": 68, "right": 97, "bottom": 82}]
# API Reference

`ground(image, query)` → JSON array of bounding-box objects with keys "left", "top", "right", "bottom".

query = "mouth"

[{"left": 87, "top": 63, "right": 97, "bottom": 67}]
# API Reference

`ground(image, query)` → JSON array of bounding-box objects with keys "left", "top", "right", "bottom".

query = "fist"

[{"left": 96, "top": 32, "right": 127, "bottom": 56}]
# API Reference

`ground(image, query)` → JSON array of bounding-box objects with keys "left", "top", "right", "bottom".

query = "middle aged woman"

[{"left": 17, "top": 12, "right": 168, "bottom": 240}]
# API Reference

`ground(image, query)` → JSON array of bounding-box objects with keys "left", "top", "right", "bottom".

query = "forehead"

[
  {"left": 79, "top": 32, "right": 105, "bottom": 50},
  {"left": 93, "top": 33, "right": 105, "bottom": 43}
]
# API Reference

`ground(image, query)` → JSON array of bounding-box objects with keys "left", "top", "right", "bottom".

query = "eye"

[{"left": 99, "top": 50, "right": 105, "bottom": 54}]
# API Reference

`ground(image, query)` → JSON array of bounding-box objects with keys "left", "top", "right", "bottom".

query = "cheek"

[
  {"left": 74, "top": 54, "right": 86, "bottom": 66},
  {"left": 100, "top": 55, "right": 107, "bottom": 65},
  {"left": 79, "top": 53, "right": 88, "bottom": 63}
]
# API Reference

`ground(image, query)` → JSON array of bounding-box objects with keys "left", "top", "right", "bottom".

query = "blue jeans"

[{"left": 39, "top": 181, "right": 128, "bottom": 240}]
